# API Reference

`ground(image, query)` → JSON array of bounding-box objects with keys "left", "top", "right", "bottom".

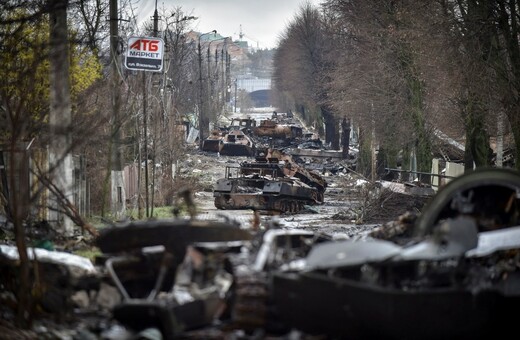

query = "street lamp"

[
  {"left": 198, "top": 30, "right": 217, "bottom": 149},
  {"left": 209, "top": 37, "right": 231, "bottom": 83},
  {"left": 206, "top": 37, "right": 230, "bottom": 123}
]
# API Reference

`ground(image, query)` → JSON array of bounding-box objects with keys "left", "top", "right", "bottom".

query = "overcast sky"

[{"left": 136, "top": 0, "right": 322, "bottom": 49}]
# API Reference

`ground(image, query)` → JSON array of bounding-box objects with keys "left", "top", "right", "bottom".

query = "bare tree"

[
  {"left": 324, "top": 0, "right": 520, "bottom": 172},
  {"left": 273, "top": 2, "right": 341, "bottom": 148},
  {"left": 323, "top": 0, "right": 441, "bottom": 176}
]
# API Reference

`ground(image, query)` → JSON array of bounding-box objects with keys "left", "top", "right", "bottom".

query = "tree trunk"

[
  {"left": 341, "top": 117, "right": 351, "bottom": 159},
  {"left": 496, "top": 111, "right": 505, "bottom": 167},
  {"left": 322, "top": 106, "right": 339, "bottom": 149},
  {"left": 12, "top": 0, "right": 73, "bottom": 328},
  {"left": 508, "top": 110, "right": 520, "bottom": 170},
  {"left": 462, "top": 95, "right": 491, "bottom": 170},
  {"left": 400, "top": 43, "right": 432, "bottom": 178}
]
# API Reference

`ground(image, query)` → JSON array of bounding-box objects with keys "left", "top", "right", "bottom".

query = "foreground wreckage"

[
  {"left": 3, "top": 168, "right": 520, "bottom": 338},
  {"left": 93, "top": 217, "right": 331, "bottom": 339},
  {"left": 95, "top": 218, "right": 254, "bottom": 339},
  {"left": 94, "top": 168, "right": 520, "bottom": 338},
  {"left": 213, "top": 150, "right": 327, "bottom": 213},
  {"left": 272, "top": 168, "right": 520, "bottom": 339}
]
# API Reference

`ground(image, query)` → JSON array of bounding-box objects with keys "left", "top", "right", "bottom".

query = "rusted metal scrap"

[
  {"left": 213, "top": 149, "right": 327, "bottom": 213},
  {"left": 228, "top": 228, "right": 333, "bottom": 333},
  {"left": 229, "top": 117, "right": 257, "bottom": 132},
  {"left": 252, "top": 119, "right": 303, "bottom": 139},
  {"left": 94, "top": 215, "right": 333, "bottom": 338}
]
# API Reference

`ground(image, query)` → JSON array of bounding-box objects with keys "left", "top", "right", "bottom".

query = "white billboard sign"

[{"left": 125, "top": 36, "right": 164, "bottom": 72}]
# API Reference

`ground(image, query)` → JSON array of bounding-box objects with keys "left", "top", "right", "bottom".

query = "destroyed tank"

[
  {"left": 202, "top": 118, "right": 257, "bottom": 155},
  {"left": 252, "top": 119, "right": 303, "bottom": 139},
  {"left": 214, "top": 149, "right": 327, "bottom": 213},
  {"left": 201, "top": 129, "right": 225, "bottom": 152},
  {"left": 219, "top": 128, "right": 256, "bottom": 157}
]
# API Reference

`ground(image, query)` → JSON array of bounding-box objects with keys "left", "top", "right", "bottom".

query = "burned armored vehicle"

[
  {"left": 201, "top": 129, "right": 225, "bottom": 152},
  {"left": 252, "top": 119, "right": 303, "bottom": 140},
  {"left": 202, "top": 118, "right": 257, "bottom": 155},
  {"left": 270, "top": 168, "right": 520, "bottom": 339},
  {"left": 219, "top": 128, "right": 256, "bottom": 157},
  {"left": 214, "top": 149, "right": 327, "bottom": 213}
]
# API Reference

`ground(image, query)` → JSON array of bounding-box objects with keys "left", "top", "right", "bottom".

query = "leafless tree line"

[{"left": 274, "top": 0, "right": 520, "bottom": 175}]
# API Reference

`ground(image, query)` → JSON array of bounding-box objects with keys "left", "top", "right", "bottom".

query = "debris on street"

[{"left": 2, "top": 129, "right": 520, "bottom": 339}]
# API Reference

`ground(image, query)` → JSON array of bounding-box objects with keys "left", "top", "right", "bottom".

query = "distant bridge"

[
  {"left": 236, "top": 78, "right": 271, "bottom": 92},
  {"left": 236, "top": 77, "right": 272, "bottom": 107}
]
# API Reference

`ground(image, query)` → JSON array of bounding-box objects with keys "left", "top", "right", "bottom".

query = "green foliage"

[
  {"left": 0, "top": 8, "right": 102, "bottom": 141},
  {"left": 70, "top": 44, "right": 102, "bottom": 99},
  {"left": 0, "top": 11, "right": 50, "bottom": 138}
]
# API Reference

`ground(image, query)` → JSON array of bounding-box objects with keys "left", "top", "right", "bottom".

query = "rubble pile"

[{"left": 361, "top": 185, "right": 430, "bottom": 224}]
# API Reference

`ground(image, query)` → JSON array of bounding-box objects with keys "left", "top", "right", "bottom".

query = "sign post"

[{"left": 125, "top": 37, "right": 164, "bottom": 72}]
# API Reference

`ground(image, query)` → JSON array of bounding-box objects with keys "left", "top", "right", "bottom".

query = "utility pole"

[
  {"left": 109, "top": 0, "right": 126, "bottom": 219},
  {"left": 225, "top": 51, "right": 231, "bottom": 103},
  {"left": 143, "top": 0, "right": 160, "bottom": 218},
  {"left": 198, "top": 31, "right": 216, "bottom": 148},
  {"left": 153, "top": 1, "right": 159, "bottom": 36},
  {"left": 198, "top": 40, "right": 204, "bottom": 149},
  {"left": 143, "top": 71, "right": 149, "bottom": 218},
  {"left": 49, "top": 0, "right": 74, "bottom": 234}
]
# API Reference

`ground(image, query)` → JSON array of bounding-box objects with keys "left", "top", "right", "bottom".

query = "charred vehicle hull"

[
  {"left": 201, "top": 130, "right": 224, "bottom": 152},
  {"left": 96, "top": 218, "right": 253, "bottom": 339},
  {"left": 214, "top": 153, "right": 326, "bottom": 213},
  {"left": 273, "top": 268, "right": 518, "bottom": 339},
  {"left": 202, "top": 118, "right": 257, "bottom": 155},
  {"left": 219, "top": 129, "right": 255, "bottom": 157},
  {"left": 270, "top": 168, "right": 520, "bottom": 339},
  {"left": 214, "top": 176, "right": 321, "bottom": 213},
  {"left": 253, "top": 119, "right": 303, "bottom": 139}
]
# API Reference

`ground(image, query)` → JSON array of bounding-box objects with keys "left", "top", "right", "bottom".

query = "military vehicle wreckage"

[
  {"left": 88, "top": 168, "right": 520, "bottom": 339},
  {"left": 201, "top": 118, "right": 257, "bottom": 155},
  {"left": 213, "top": 149, "right": 327, "bottom": 213},
  {"left": 272, "top": 168, "right": 520, "bottom": 339},
  {"left": 252, "top": 118, "right": 303, "bottom": 139},
  {"left": 219, "top": 128, "right": 256, "bottom": 157},
  {"left": 3, "top": 168, "right": 520, "bottom": 339}
]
